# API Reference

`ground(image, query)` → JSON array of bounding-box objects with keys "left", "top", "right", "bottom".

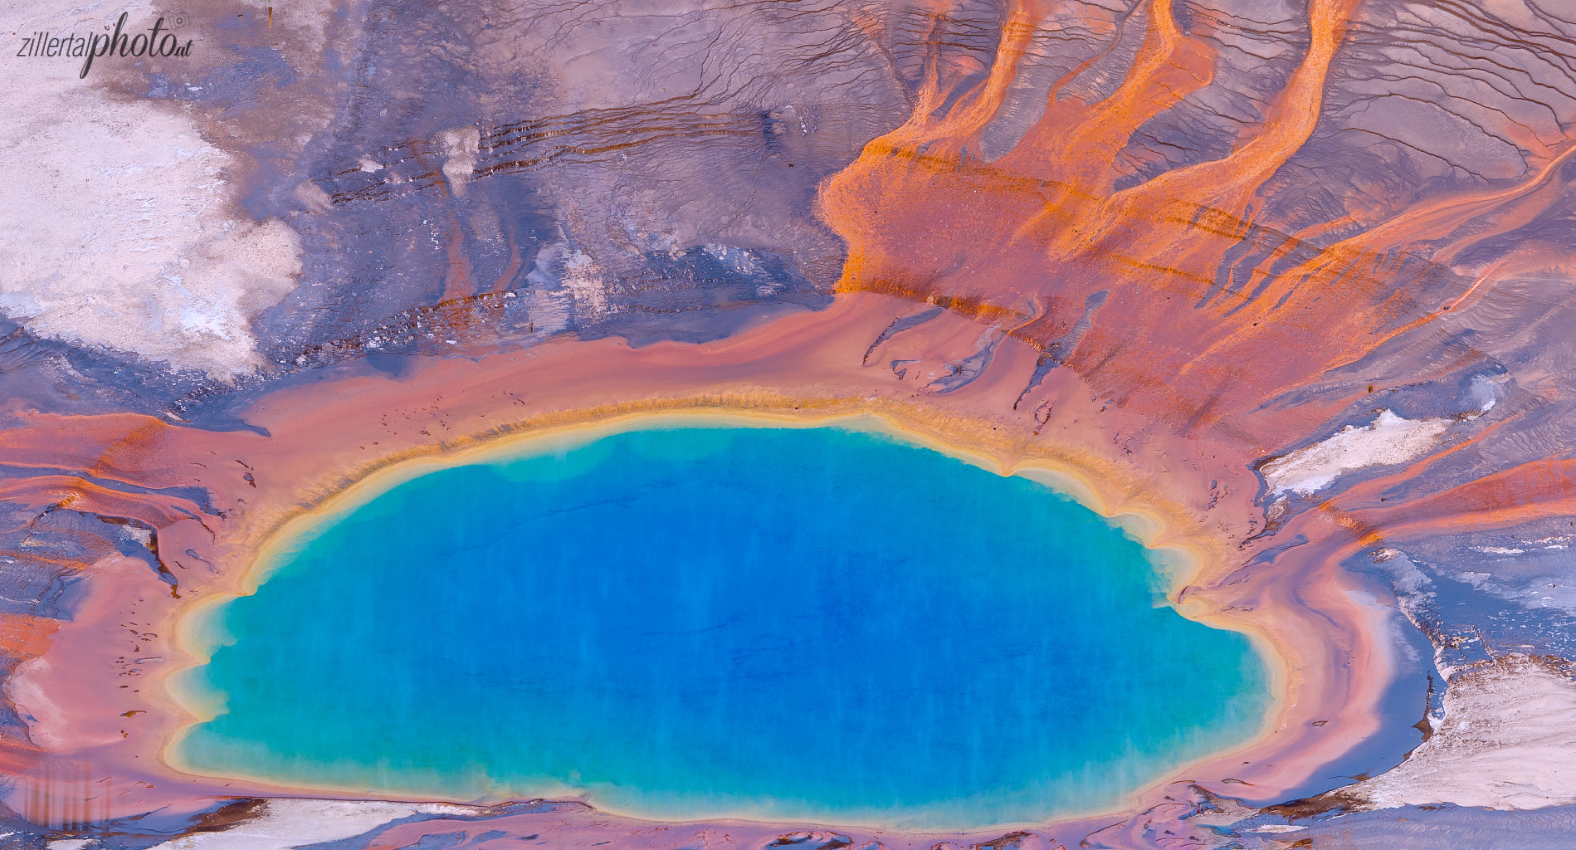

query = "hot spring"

[{"left": 173, "top": 423, "right": 1268, "bottom": 828}]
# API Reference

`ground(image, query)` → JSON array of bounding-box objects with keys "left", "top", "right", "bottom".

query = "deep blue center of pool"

[{"left": 177, "top": 425, "right": 1266, "bottom": 827}]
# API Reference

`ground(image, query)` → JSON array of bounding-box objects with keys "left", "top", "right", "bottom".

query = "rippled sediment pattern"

[{"left": 176, "top": 426, "right": 1265, "bottom": 828}]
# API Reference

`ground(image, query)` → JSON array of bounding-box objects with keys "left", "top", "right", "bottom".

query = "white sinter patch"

[
  {"left": 437, "top": 127, "right": 481, "bottom": 196},
  {"left": 149, "top": 799, "right": 481, "bottom": 850},
  {"left": 0, "top": 0, "right": 303, "bottom": 378},
  {"left": 1352, "top": 656, "right": 1576, "bottom": 810},
  {"left": 1261, "top": 410, "right": 1451, "bottom": 496}
]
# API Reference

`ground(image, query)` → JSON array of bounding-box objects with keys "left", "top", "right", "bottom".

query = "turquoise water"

[{"left": 176, "top": 425, "right": 1267, "bottom": 828}]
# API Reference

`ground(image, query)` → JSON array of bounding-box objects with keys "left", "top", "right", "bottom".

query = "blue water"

[{"left": 176, "top": 425, "right": 1267, "bottom": 828}]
